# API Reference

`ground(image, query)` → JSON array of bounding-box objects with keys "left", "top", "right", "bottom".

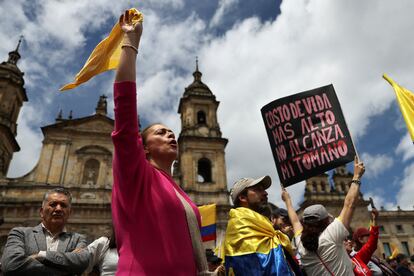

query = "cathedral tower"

[
  {"left": 300, "top": 165, "right": 370, "bottom": 229},
  {"left": 0, "top": 37, "right": 27, "bottom": 177},
  {"left": 175, "top": 59, "right": 230, "bottom": 240}
]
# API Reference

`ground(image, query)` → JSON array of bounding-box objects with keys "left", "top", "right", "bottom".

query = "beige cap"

[{"left": 230, "top": 176, "right": 271, "bottom": 205}]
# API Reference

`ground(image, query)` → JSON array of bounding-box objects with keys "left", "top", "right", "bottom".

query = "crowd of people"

[{"left": 0, "top": 9, "right": 413, "bottom": 276}]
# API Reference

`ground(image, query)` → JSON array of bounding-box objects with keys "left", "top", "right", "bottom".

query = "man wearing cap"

[{"left": 222, "top": 176, "right": 301, "bottom": 275}]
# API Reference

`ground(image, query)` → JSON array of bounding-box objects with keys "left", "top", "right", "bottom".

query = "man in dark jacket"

[{"left": 1, "top": 187, "right": 90, "bottom": 275}]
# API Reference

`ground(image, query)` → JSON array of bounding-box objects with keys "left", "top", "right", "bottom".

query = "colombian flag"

[
  {"left": 223, "top": 207, "right": 296, "bottom": 275},
  {"left": 198, "top": 204, "right": 217, "bottom": 242},
  {"left": 383, "top": 74, "right": 414, "bottom": 143}
]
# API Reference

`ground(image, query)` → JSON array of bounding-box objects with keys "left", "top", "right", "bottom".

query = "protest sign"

[{"left": 261, "top": 84, "right": 355, "bottom": 187}]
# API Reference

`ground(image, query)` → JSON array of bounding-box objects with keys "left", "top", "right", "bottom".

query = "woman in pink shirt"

[{"left": 111, "top": 10, "right": 210, "bottom": 275}]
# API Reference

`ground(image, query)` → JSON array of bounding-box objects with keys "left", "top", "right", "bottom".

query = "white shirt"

[
  {"left": 86, "top": 236, "right": 119, "bottom": 276},
  {"left": 38, "top": 224, "right": 67, "bottom": 258},
  {"left": 295, "top": 218, "right": 353, "bottom": 276}
]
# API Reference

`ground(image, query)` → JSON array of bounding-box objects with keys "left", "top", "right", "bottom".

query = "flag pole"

[{"left": 349, "top": 132, "right": 360, "bottom": 161}]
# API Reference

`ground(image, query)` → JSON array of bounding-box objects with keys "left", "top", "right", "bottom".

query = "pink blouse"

[{"left": 111, "top": 81, "right": 200, "bottom": 275}]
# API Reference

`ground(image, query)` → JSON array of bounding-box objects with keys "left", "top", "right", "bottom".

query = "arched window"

[
  {"left": 0, "top": 155, "right": 4, "bottom": 175},
  {"left": 197, "top": 111, "right": 206, "bottom": 124},
  {"left": 312, "top": 182, "right": 317, "bottom": 192},
  {"left": 82, "top": 159, "right": 100, "bottom": 185},
  {"left": 341, "top": 182, "right": 346, "bottom": 193},
  {"left": 197, "top": 158, "right": 212, "bottom": 183}
]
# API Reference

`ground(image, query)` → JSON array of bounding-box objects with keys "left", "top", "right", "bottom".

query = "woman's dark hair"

[
  {"left": 301, "top": 217, "right": 330, "bottom": 252},
  {"left": 108, "top": 226, "right": 116, "bottom": 249}
]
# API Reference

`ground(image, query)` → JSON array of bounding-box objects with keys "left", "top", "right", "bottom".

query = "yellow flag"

[
  {"left": 383, "top": 74, "right": 414, "bottom": 142},
  {"left": 198, "top": 203, "right": 216, "bottom": 227},
  {"left": 60, "top": 8, "right": 143, "bottom": 91},
  {"left": 389, "top": 243, "right": 399, "bottom": 259}
]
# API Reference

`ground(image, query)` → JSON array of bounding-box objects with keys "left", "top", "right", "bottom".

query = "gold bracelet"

[{"left": 121, "top": 44, "right": 138, "bottom": 54}]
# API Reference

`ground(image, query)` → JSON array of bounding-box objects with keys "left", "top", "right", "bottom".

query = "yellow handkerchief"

[{"left": 60, "top": 8, "right": 143, "bottom": 91}]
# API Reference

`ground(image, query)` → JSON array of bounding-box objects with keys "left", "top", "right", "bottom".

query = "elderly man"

[
  {"left": 223, "top": 176, "right": 301, "bottom": 275},
  {"left": 1, "top": 187, "right": 89, "bottom": 276}
]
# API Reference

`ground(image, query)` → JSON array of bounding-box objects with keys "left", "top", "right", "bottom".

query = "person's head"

[
  {"left": 300, "top": 204, "right": 332, "bottom": 252},
  {"left": 352, "top": 227, "right": 370, "bottom": 250},
  {"left": 396, "top": 253, "right": 409, "bottom": 267},
  {"left": 271, "top": 207, "right": 293, "bottom": 238},
  {"left": 343, "top": 236, "right": 354, "bottom": 254},
  {"left": 141, "top": 123, "right": 178, "bottom": 164},
  {"left": 40, "top": 187, "right": 72, "bottom": 233},
  {"left": 387, "top": 257, "right": 398, "bottom": 269},
  {"left": 230, "top": 176, "right": 271, "bottom": 214},
  {"left": 108, "top": 225, "right": 117, "bottom": 249},
  {"left": 206, "top": 249, "right": 222, "bottom": 271}
]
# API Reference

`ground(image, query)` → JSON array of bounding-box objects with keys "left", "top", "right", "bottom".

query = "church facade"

[
  {"left": 0, "top": 43, "right": 413, "bottom": 258},
  {"left": 0, "top": 45, "right": 230, "bottom": 252}
]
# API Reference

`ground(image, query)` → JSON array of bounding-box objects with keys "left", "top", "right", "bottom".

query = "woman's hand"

[
  {"left": 119, "top": 10, "right": 143, "bottom": 50},
  {"left": 353, "top": 155, "right": 365, "bottom": 180},
  {"left": 115, "top": 10, "right": 143, "bottom": 82},
  {"left": 119, "top": 10, "right": 143, "bottom": 35},
  {"left": 281, "top": 188, "right": 291, "bottom": 203}
]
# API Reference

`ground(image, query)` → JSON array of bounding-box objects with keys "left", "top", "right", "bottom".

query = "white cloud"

[
  {"left": 210, "top": 0, "right": 239, "bottom": 28},
  {"left": 2, "top": 0, "right": 202, "bottom": 178},
  {"left": 360, "top": 152, "right": 393, "bottom": 179},
  {"left": 396, "top": 162, "right": 414, "bottom": 209},
  {"left": 363, "top": 191, "right": 396, "bottom": 211},
  {"left": 395, "top": 133, "right": 414, "bottom": 162},
  {"left": 197, "top": 0, "right": 414, "bottom": 201},
  {"left": 3, "top": 0, "right": 414, "bottom": 207},
  {"left": 7, "top": 105, "right": 44, "bottom": 177}
]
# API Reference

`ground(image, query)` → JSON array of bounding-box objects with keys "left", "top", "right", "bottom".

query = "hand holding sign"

[{"left": 281, "top": 188, "right": 291, "bottom": 203}]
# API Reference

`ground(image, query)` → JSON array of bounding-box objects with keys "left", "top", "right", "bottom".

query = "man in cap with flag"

[{"left": 223, "top": 176, "right": 301, "bottom": 275}]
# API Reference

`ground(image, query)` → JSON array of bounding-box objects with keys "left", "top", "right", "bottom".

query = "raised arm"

[
  {"left": 111, "top": 10, "right": 150, "bottom": 195},
  {"left": 355, "top": 209, "right": 379, "bottom": 264},
  {"left": 339, "top": 156, "right": 365, "bottom": 229},
  {"left": 115, "top": 10, "right": 142, "bottom": 82},
  {"left": 281, "top": 188, "right": 303, "bottom": 235}
]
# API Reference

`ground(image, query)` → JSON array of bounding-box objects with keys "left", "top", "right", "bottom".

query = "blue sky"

[{"left": 1, "top": 0, "right": 414, "bottom": 209}]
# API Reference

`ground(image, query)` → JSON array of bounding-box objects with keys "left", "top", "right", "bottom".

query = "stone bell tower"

[
  {"left": 175, "top": 58, "right": 230, "bottom": 241},
  {"left": 0, "top": 37, "right": 28, "bottom": 177},
  {"left": 299, "top": 165, "right": 370, "bottom": 230}
]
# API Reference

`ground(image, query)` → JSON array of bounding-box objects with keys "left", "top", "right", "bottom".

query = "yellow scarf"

[
  {"left": 60, "top": 8, "right": 143, "bottom": 91},
  {"left": 223, "top": 207, "right": 294, "bottom": 257}
]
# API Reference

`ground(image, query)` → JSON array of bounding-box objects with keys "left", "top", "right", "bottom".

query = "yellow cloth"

[
  {"left": 383, "top": 74, "right": 414, "bottom": 142},
  {"left": 198, "top": 203, "right": 216, "bottom": 227},
  {"left": 223, "top": 207, "right": 293, "bottom": 257},
  {"left": 60, "top": 8, "right": 143, "bottom": 91},
  {"left": 390, "top": 243, "right": 399, "bottom": 259}
]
